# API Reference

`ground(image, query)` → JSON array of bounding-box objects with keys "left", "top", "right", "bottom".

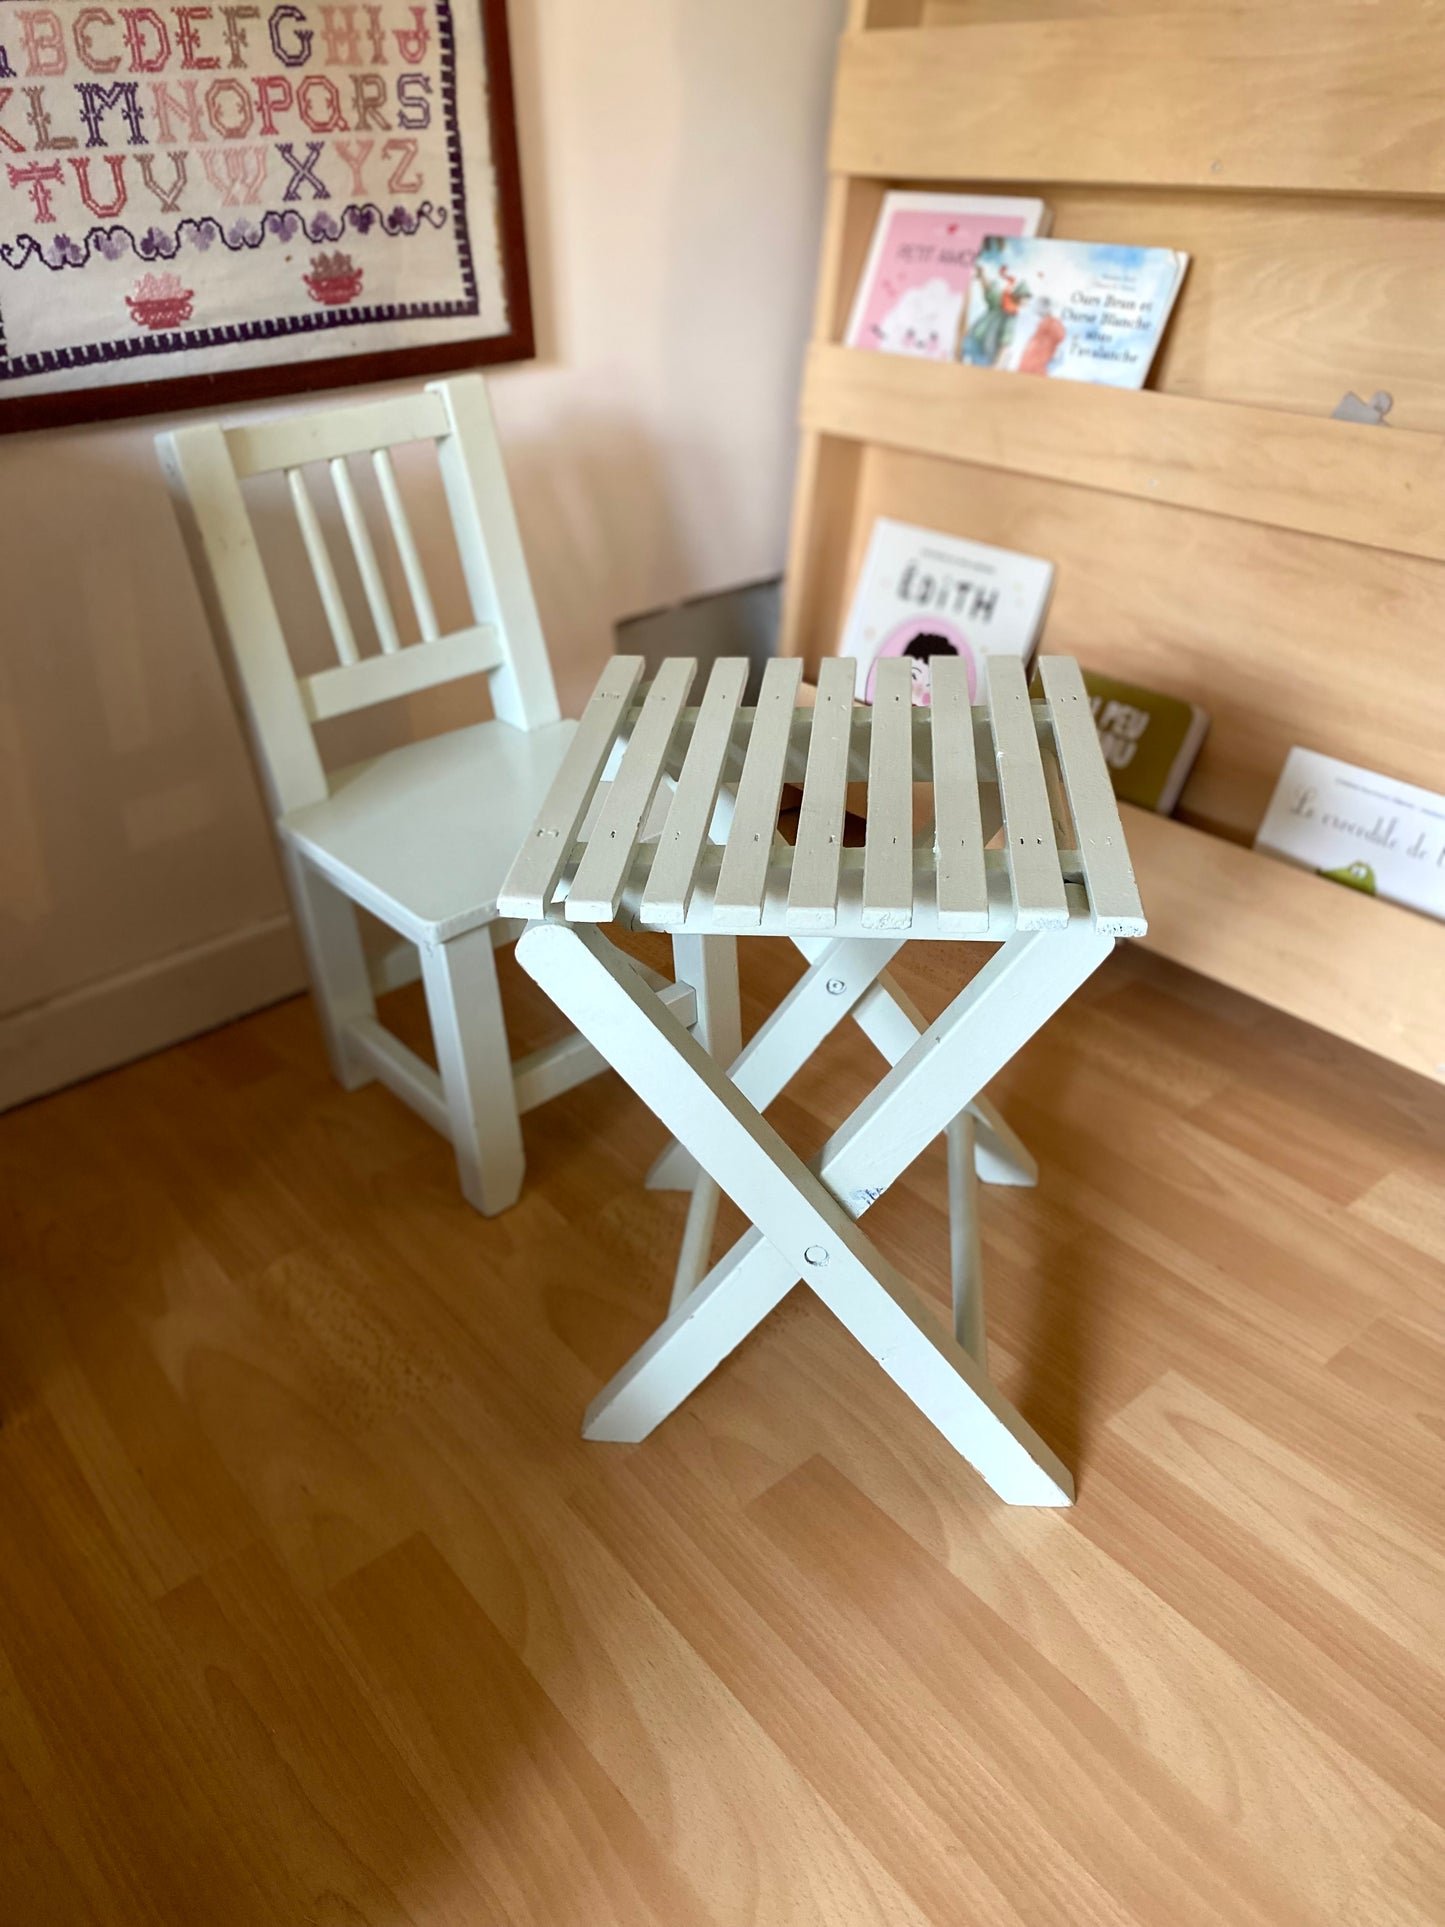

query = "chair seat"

[{"left": 282, "top": 718, "right": 578, "bottom": 943}]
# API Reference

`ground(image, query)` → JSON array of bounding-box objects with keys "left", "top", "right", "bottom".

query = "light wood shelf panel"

[
  {"left": 785, "top": 7, "right": 1445, "bottom": 1081},
  {"left": 801, "top": 344, "right": 1445, "bottom": 564},
  {"left": 845, "top": 441, "right": 1441, "bottom": 844},
  {"left": 1123, "top": 807, "right": 1445, "bottom": 1085},
  {"left": 832, "top": 8, "right": 1445, "bottom": 198}
]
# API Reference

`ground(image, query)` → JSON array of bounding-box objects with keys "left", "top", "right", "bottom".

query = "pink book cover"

[{"left": 845, "top": 192, "right": 1049, "bottom": 360}]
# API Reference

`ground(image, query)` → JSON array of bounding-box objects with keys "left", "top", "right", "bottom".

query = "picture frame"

[{"left": 0, "top": 0, "right": 533, "bottom": 435}]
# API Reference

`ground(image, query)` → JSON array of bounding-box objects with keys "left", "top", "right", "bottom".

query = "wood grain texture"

[
  {"left": 838, "top": 442, "right": 1441, "bottom": 843},
  {"left": 1014, "top": 186, "right": 1445, "bottom": 433},
  {"left": 780, "top": 3, "right": 1445, "bottom": 1083},
  {"left": 1, "top": 941, "right": 1442, "bottom": 1923},
  {"left": 831, "top": 9, "right": 1445, "bottom": 197},
  {"left": 1121, "top": 807, "right": 1445, "bottom": 1087},
  {"left": 800, "top": 343, "right": 1445, "bottom": 565}
]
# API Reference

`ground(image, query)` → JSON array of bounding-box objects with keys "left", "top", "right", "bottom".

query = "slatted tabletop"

[{"left": 498, "top": 654, "right": 1146, "bottom": 942}]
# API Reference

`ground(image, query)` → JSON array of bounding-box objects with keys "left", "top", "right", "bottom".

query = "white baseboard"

[{"left": 0, "top": 916, "right": 307, "bottom": 1113}]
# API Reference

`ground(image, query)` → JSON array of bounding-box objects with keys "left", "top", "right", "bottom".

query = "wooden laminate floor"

[{"left": 1, "top": 936, "right": 1443, "bottom": 1926}]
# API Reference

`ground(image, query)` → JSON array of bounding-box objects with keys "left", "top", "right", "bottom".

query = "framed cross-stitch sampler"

[{"left": 0, "top": 0, "right": 532, "bottom": 432}]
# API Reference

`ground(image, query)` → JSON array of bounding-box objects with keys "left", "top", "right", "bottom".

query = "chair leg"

[
  {"left": 420, "top": 923, "right": 526, "bottom": 1216},
  {"left": 947, "top": 1111, "right": 987, "bottom": 1365},
  {"left": 670, "top": 933, "right": 742, "bottom": 1063},
  {"left": 281, "top": 846, "right": 376, "bottom": 1091}
]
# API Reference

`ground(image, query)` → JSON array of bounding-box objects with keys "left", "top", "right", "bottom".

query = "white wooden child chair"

[{"left": 159, "top": 377, "right": 697, "bottom": 1214}]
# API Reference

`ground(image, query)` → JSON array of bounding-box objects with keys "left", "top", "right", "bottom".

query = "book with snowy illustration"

[
  {"left": 839, "top": 518, "right": 1054, "bottom": 705},
  {"left": 1254, "top": 748, "right": 1445, "bottom": 922},
  {"left": 845, "top": 192, "right": 1050, "bottom": 361},
  {"left": 960, "top": 238, "right": 1188, "bottom": 388}
]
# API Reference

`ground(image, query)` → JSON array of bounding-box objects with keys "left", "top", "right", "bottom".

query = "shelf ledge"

[
  {"left": 1123, "top": 805, "right": 1445, "bottom": 1085},
  {"left": 800, "top": 343, "right": 1445, "bottom": 563}
]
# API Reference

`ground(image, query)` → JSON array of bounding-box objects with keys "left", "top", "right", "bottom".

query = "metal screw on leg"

[
  {"left": 804, "top": 1244, "right": 830, "bottom": 1266},
  {"left": 825, "top": 978, "right": 847, "bottom": 995}
]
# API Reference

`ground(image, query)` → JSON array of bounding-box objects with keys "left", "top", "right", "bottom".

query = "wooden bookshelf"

[{"left": 780, "top": 0, "right": 1445, "bottom": 1085}]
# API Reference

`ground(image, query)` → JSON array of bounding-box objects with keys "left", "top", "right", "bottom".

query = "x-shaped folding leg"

[
  {"left": 516, "top": 916, "right": 1114, "bottom": 1505},
  {"left": 643, "top": 938, "right": 1038, "bottom": 1324},
  {"left": 646, "top": 952, "right": 1036, "bottom": 1197}
]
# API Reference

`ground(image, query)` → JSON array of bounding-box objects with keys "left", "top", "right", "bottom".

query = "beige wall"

[{"left": 0, "top": 0, "right": 844, "bottom": 1107}]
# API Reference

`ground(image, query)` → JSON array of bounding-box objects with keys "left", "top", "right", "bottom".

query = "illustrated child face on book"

[
  {"left": 873, "top": 277, "right": 966, "bottom": 356},
  {"left": 864, "top": 619, "right": 969, "bottom": 706}
]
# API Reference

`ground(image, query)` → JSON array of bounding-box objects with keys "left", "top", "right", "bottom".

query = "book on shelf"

[
  {"left": 839, "top": 517, "right": 1054, "bottom": 704},
  {"left": 1082, "top": 669, "right": 1209, "bottom": 815},
  {"left": 844, "top": 191, "right": 1049, "bottom": 361},
  {"left": 960, "top": 238, "right": 1188, "bottom": 388},
  {"left": 1254, "top": 747, "right": 1445, "bottom": 922}
]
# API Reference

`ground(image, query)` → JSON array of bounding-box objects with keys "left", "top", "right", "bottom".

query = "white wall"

[{"left": 0, "top": 0, "right": 845, "bottom": 1107}]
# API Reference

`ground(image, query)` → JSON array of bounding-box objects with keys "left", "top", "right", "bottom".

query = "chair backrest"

[{"left": 158, "top": 376, "right": 560, "bottom": 818}]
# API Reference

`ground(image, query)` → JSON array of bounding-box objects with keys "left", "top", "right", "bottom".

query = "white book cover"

[
  {"left": 838, "top": 518, "right": 1054, "bottom": 703},
  {"left": 1255, "top": 747, "right": 1445, "bottom": 921}
]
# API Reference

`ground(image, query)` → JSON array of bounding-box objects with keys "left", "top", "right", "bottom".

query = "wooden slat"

[
  {"left": 830, "top": 10, "right": 1445, "bottom": 198},
  {"left": 787, "top": 657, "right": 858, "bottom": 931},
  {"left": 330, "top": 458, "right": 401, "bottom": 655},
  {"left": 372, "top": 448, "right": 441, "bottom": 642},
  {"left": 157, "top": 422, "right": 329, "bottom": 814},
  {"left": 861, "top": 657, "right": 914, "bottom": 931},
  {"left": 1126, "top": 805, "right": 1445, "bottom": 1085},
  {"left": 713, "top": 657, "right": 805, "bottom": 926},
  {"left": 1037, "top": 655, "right": 1146, "bottom": 938},
  {"left": 286, "top": 467, "right": 359, "bottom": 667},
  {"left": 227, "top": 389, "right": 449, "bottom": 477},
  {"left": 431, "top": 376, "right": 561, "bottom": 732},
  {"left": 566, "top": 657, "right": 698, "bottom": 922},
  {"left": 298, "top": 626, "right": 503, "bottom": 723},
  {"left": 642, "top": 658, "right": 749, "bottom": 924},
  {"left": 928, "top": 657, "right": 989, "bottom": 936},
  {"left": 799, "top": 344, "right": 1445, "bottom": 567},
  {"left": 497, "top": 656, "right": 648, "bottom": 918},
  {"left": 986, "top": 656, "right": 1069, "bottom": 930},
  {"left": 634, "top": 847, "right": 1087, "bottom": 943}
]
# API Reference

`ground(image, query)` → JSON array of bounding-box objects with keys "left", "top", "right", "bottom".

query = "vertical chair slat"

[
  {"left": 987, "top": 655, "right": 1069, "bottom": 929},
  {"left": 567, "top": 656, "right": 699, "bottom": 920},
  {"left": 787, "top": 656, "right": 857, "bottom": 931},
  {"left": 330, "top": 456, "right": 401, "bottom": 655},
  {"left": 713, "top": 656, "right": 804, "bottom": 924},
  {"left": 641, "top": 657, "right": 749, "bottom": 924},
  {"left": 496, "top": 655, "right": 648, "bottom": 918},
  {"left": 287, "top": 466, "right": 359, "bottom": 666},
  {"left": 861, "top": 656, "right": 914, "bottom": 930},
  {"left": 1037, "top": 655, "right": 1146, "bottom": 936},
  {"left": 929, "top": 657, "right": 989, "bottom": 934},
  {"left": 372, "top": 447, "right": 440, "bottom": 642}
]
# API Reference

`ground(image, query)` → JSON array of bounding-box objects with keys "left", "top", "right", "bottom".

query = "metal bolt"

[
  {"left": 804, "top": 1244, "right": 829, "bottom": 1266},
  {"left": 825, "top": 977, "right": 847, "bottom": 995}
]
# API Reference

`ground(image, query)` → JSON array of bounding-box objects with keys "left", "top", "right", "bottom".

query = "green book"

[{"left": 1083, "top": 670, "right": 1209, "bottom": 815}]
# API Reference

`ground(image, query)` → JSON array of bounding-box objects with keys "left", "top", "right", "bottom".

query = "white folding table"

[{"left": 499, "top": 651, "right": 1145, "bottom": 1505}]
